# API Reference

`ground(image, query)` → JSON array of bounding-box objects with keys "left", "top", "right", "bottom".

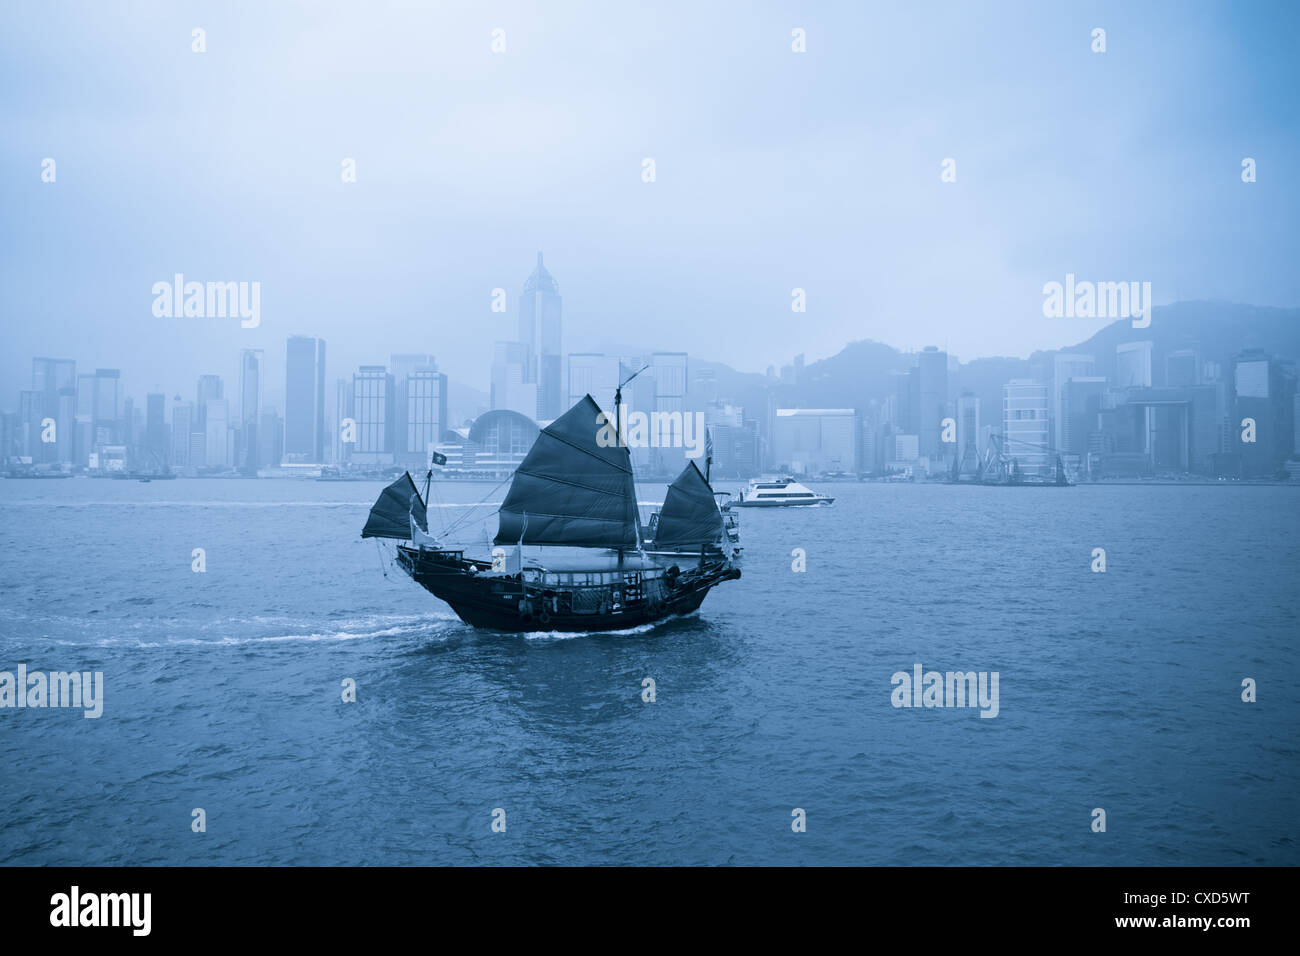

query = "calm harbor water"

[{"left": 1, "top": 477, "right": 1297, "bottom": 865}]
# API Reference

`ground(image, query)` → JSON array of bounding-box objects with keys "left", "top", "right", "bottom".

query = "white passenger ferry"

[{"left": 734, "top": 476, "right": 834, "bottom": 507}]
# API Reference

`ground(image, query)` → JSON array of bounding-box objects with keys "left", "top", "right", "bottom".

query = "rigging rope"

[{"left": 439, "top": 475, "right": 513, "bottom": 541}]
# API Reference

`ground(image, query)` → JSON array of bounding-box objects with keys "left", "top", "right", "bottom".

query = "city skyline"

[{"left": 7, "top": 294, "right": 1298, "bottom": 482}]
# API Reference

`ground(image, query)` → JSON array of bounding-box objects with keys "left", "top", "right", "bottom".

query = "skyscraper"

[
  {"left": 651, "top": 351, "right": 689, "bottom": 475},
  {"left": 1233, "top": 350, "right": 1297, "bottom": 476},
  {"left": 333, "top": 378, "right": 353, "bottom": 465},
  {"left": 1116, "top": 341, "right": 1154, "bottom": 388},
  {"left": 389, "top": 353, "right": 436, "bottom": 464},
  {"left": 205, "top": 399, "right": 230, "bottom": 468},
  {"left": 75, "top": 372, "right": 94, "bottom": 464},
  {"left": 171, "top": 398, "right": 193, "bottom": 467},
  {"left": 285, "top": 336, "right": 327, "bottom": 463},
  {"left": 195, "top": 374, "right": 223, "bottom": 429},
  {"left": 772, "top": 408, "right": 858, "bottom": 475},
  {"left": 32, "top": 357, "right": 75, "bottom": 463},
  {"left": 353, "top": 365, "right": 394, "bottom": 464},
  {"left": 1052, "top": 353, "right": 1095, "bottom": 452},
  {"left": 145, "top": 392, "right": 168, "bottom": 467},
  {"left": 238, "top": 349, "right": 264, "bottom": 468},
  {"left": 917, "top": 346, "right": 947, "bottom": 459},
  {"left": 956, "top": 392, "right": 981, "bottom": 459},
  {"left": 402, "top": 368, "right": 448, "bottom": 468},
  {"left": 519, "top": 252, "right": 563, "bottom": 420},
  {"left": 1003, "top": 380, "right": 1050, "bottom": 473},
  {"left": 93, "top": 369, "right": 121, "bottom": 448}
]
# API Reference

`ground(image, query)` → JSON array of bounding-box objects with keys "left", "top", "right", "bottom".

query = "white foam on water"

[
  {"left": 32, "top": 615, "right": 454, "bottom": 648},
  {"left": 519, "top": 620, "right": 666, "bottom": 641}
]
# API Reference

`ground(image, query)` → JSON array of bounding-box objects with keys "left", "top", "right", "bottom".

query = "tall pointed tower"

[{"left": 519, "top": 252, "right": 563, "bottom": 420}]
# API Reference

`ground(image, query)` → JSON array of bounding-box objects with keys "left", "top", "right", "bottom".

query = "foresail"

[
  {"left": 494, "top": 394, "right": 639, "bottom": 548},
  {"left": 653, "top": 461, "right": 724, "bottom": 550},
  {"left": 362, "top": 472, "right": 428, "bottom": 539}
]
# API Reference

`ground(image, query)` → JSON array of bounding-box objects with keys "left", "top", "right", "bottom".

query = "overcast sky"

[{"left": 2, "top": 0, "right": 1297, "bottom": 404}]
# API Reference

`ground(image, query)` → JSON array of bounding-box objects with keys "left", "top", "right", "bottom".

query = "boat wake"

[
  {"left": 21, "top": 612, "right": 456, "bottom": 649},
  {"left": 517, "top": 618, "right": 681, "bottom": 641}
]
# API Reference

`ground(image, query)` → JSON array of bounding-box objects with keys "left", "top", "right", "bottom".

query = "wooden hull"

[{"left": 396, "top": 546, "right": 740, "bottom": 633}]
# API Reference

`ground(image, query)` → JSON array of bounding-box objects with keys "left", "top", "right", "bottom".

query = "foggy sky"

[{"left": 2, "top": 0, "right": 1297, "bottom": 404}]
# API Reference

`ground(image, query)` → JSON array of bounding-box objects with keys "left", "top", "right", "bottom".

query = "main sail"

[
  {"left": 362, "top": 472, "right": 428, "bottom": 539},
  {"left": 495, "top": 394, "right": 639, "bottom": 549},
  {"left": 653, "top": 461, "right": 724, "bottom": 550}
]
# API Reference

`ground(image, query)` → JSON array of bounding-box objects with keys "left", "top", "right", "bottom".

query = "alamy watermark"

[
  {"left": 152, "top": 274, "right": 260, "bottom": 328},
  {"left": 1042, "top": 274, "right": 1151, "bottom": 328},
  {"left": 595, "top": 407, "right": 706, "bottom": 459},
  {"left": 0, "top": 665, "right": 103, "bottom": 718},
  {"left": 891, "top": 663, "right": 999, "bottom": 718},
  {"left": 50, "top": 886, "right": 150, "bottom": 935}
]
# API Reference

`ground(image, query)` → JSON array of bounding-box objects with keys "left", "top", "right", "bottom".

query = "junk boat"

[
  {"left": 734, "top": 476, "right": 834, "bottom": 507},
  {"left": 361, "top": 388, "right": 741, "bottom": 632}
]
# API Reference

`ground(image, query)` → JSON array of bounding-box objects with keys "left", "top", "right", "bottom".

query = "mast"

[
  {"left": 704, "top": 425, "right": 713, "bottom": 485},
  {"left": 614, "top": 363, "right": 650, "bottom": 450},
  {"left": 614, "top": 364, "right": 650, "bottom": 566}
]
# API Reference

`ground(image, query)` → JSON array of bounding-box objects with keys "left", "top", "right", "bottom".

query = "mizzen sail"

[
  {"left": 494, "top": 394, "right": 639, "bottom": 549},
  {"left": 653, "top": 461, "right": 724, "bottom": 550},
  {"left": 362, "top": 472, "right": 428, "bottom": 539}
]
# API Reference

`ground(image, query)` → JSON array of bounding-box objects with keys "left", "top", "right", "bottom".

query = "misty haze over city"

[{"left": 3, "top": 1, "right": 1298, "bottom": 408}]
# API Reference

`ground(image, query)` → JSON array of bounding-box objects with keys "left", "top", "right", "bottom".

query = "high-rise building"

[
  {"left": 92, "top": 369, "right": 121, "bottom": 450},
  {"left": 171, "top": 398, "right": 193, "bottom": 467},
  {"left": 32, "top": 357, "right": 75, "bottom": 463},
  {"left": 238, "top": 349, "right": 264, "bottom": 469},
  {"left": 352, "top": 366, "right": 394, "bottom": 464},
  {"left": 74, "top": 372, "right": 94, "bottom": 464},
  {"left": 205, "top": 399, "right": 230, "bottom": 468},
  {"left": 258, "top": 407, "right": 282, "bottom": 469},
  {"left": 917, "top": 347, "right": 948, "bottom": 459},
  {"left": 1003, "top": 380, "right": 1050, "bottom": 473},
  {"left": 18, "top": 390, "right": 41, "bottom": 460},
  {"left": 388, "top": 353, "right": 436, "bottom": 464},
  {"left": 1295, "top": 392, "right": 1300, "bottom": 459},
  {"left": 887, "top": 370, "right": 911, "bottom": 431},
  {"left": 956, "top": 393, "right": 981, "bottom": 459},
  {"left": 772, "top": 408, "right": 858, "bottom": 475},
  {"left": 1063, "top": 377, "right": 1107, "bottom": 467},
  {"left": 195, "top": 374, "right": 223, "bottom": 430},
  {"left": 285, "top": 336, "right": 327, "bottom": 463},
  {"left": 189, "top": 430, "right": 206, "bottom": 468},
  {"left": 55, "top": 386, "right": 76, "bottom": 464},
  {"left": 1233, "top": 350, "right": 1298, "bottom": 477},
  {"left": 145, "top": 392, "right": 168, "bottom": 467},
  {"left": 1052, "top": 353, "right": 1095, "bottom": 452},
  {"left": 1116, "top": 342, "right": 1154, "bottom": 388},
  {"left": 401, "top": 369, "right": 448, "bottom": 468},
  {"left": 332, "top": 378, "right": 353, "bottom": 465},
  {"left": 1115, "top": 344, "right": 1153, "bottom": 461},
  {"left": 518, "top": 253, "right": 563, "bottom": 419},
  {"left": 650, "top": 352, "right": 689, "bottom": 475}
]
